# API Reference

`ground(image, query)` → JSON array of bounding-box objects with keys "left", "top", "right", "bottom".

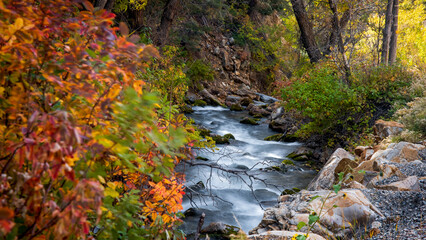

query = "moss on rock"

[
  {"left": 264, "top": 134, "right": 284, "bottom": 141},
  {"left": 240, "top": 117, "right": 259, "bottom": 125}
]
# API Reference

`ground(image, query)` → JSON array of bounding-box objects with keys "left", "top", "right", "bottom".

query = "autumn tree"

[{"left": 0, "top": 0, "right": 193, "bottom": 239}]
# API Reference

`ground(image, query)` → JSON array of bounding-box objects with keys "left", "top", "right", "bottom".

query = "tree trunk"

[
  {"left": 328, "top": 0, "right": 350, "bottom": 82},
  {"left": 129, "top": 8, "right": 145, "bottom": 30},
  {"left": 290, "top": 0, "right": 323, "bottom": 63},
  {"left": 323, "top": 10, "right": 350, "bottom": 56},
  {"left": 94, "top": 0, "right": 108, "bottom": 9},
  {"left": 388, "top": 0, "right": 399, "bottom": 64},
  {"left": 381, "top": 0, "right": 394, "bottom": 65},
  {"left": 157, "top": 0, "right": 180, "bottom": 46},
  {"left": 105, "top": 0, "right": 115, "bottom": 11}
]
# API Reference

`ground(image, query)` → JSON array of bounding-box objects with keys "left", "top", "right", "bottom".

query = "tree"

[
  {"left": 290, "top": 0, "right": 323, "bottom": 63},
  {"left": 157, "top": 0, "right": 180, "bottom": 45},
  {"left": 381, "top": 0, "right": 399, "bottom": 65},
  {"left": 0, "top": 0, "right": 191, "bottom": 238}
]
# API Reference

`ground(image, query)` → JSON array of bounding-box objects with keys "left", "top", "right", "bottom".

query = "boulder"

[
  {"left": 271, "top": 107, "right": 285, "bottom": 121},
  {"left": 199, "top": 89, "right": 222, "bottom": 106},
  {"left": 256, "top": 93, "right": 279, "bottom": 104},
  {"left": 230, "top": 103, "right": 243, "bottom": 111},
  {"left": 225, "top": 95, "right": 241, "bottom": 107},
  {"left": 374, "top": 176, "right": 421, "bottom": 191},
  {"left": 239, "top": 97, "right": 253, "bottom": 106},
  {"left": 250, "top": 190, "right": 383, "bottom": 239},
  {"left": 264, "top": 134, "right": 283, "bottom": 141},
  {"left": 185, "top": 92, "right": 200, "bottom": 104},
  {"left": 307, "top": 148, "right": 357, "bottom": 191},
  {"left": 373, "top": 120, "right": 404, "bottom": 141},
  {"left": 269, "top": 116, "right": 298, "bottom": 133},
  {"left": 248, "top": 104, "right": 270, "bottom": 117},
  {"left": 370, "top": 141, "right": 425, "bottom": 165},
  {"left": 240, "top": 117, "right": 259, "bottom": 125},
  {"left": 201, "top": 222, "right": 240, "bottom": 238}
]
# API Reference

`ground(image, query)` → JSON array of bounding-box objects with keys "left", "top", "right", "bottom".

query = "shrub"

[
  {"left": 186, "top": 59, "right": 215, "bottom": 85},
  {"left": 282, "top": 65, "right": 362, "bottom": 137},
  {"left": 396, "top": 97, "right": 426, "bottom": 138}
]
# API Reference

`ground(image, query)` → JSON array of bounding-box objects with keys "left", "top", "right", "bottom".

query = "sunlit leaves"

[{"left": 0, "top": 0, "right": 189, "bottom": 239}]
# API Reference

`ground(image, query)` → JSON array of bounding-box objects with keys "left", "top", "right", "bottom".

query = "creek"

[{"left": 178, "top": 105, "right": 317, "bottom": 237}]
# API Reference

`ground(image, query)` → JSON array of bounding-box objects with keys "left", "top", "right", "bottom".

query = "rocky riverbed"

[{"left": 249, "top": 137, "right": 425, "bottom": 240}]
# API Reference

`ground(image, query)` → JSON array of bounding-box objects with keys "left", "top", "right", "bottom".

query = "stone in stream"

[
  {"left": 264, "top": 133, "right": 283, "bottom": 141},
  {"left": 240, "top": 117, "right": 259, "bottom": 125},
  {"left": 248, "top": 231, "right": 326, "bottom": 240},
  {"left": 200, "top": 222, "right": 241, "bottom": 239}
]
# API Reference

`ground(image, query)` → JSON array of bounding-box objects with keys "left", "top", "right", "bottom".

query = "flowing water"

[{"left": 178, "top": 106, "right": 317, "bottom": 236}]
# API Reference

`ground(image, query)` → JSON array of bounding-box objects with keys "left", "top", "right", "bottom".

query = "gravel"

[{"left": 361, "top": 188, "right": 425, "bottom": 239}]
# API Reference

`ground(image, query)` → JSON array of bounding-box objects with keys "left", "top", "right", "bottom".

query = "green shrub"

[
  {"left": 186, "top": 59, "right": 215, "bottom": 85},
  {"left": 282, "top": 66, "right": 362, "bottom": 137},
  {"left": 396, "top": 97, "right": 426, "bottom": 137}
]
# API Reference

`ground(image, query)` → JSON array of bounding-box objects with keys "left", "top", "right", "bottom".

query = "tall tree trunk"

[
  {"left": 129, "top": 8, "right": 145, "bottom": 30},
  {"left": 105, "top": 0, "right": 115, "bottom": 11},
  {"left": 381, "top": 0, "right": 394, "bottom": 65},
  {"left": 388, "top": 0, "right": 399, "bottom": 64},
  {"left": 290, "top": 0, "right": 323, "bottom": 63},
  {"left": 323, "top": 10, "right": 350, "bottom": 56},
  {"left": 328, "top": 0, "right": 350, "bottom": 82},
  {"left": 94, "top": 0, "right": 108, "bottom": 9},
  {"left": 157, "top": 0, "right": 180, "bottom": 46}
]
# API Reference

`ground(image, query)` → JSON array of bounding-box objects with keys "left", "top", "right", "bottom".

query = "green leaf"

[
  {"left": 338, "top": 172, "right": 345, "bottom": 182},
  {"left": 86, "top": 49, "right": 97, "bottom": 58},
  {"left": 333, "top": 184, "right": 341, "bottom": 194},
  {"left": 297, "top": 221, "right": 307, "bottom": 230},
  {"left": 296, "top": 234, "right": 307, "bottom": 240},
  {"left": 308, "top": 214, "right": 319, "bottom": 225},
  {"left": 309, "top": 195, "right": 321, "bottom": 202}
]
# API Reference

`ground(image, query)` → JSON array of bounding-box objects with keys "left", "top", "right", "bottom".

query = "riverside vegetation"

[{"left": 1, "top": 0, "right": 425, "bottom": 239}]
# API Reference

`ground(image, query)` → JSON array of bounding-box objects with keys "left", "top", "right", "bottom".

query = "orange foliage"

[{"left": 0, "top": 0, "right": 190, "bottom": 239}]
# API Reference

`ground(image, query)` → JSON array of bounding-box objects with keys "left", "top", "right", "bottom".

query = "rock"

[
  {"left": 186, "top": 181, "right": 205, "bottom": 192},
  {"left": 256, "top": 93, "right": 279, "bottom": 103},
  {"left": 248, "top": 230, "right": 326, "bottom": 240},
  {"left": 221, "top": 49, "right": 233, "bottom": 71},
  {"left": 211, "top": 134, "right": 234, "bottom": 144},
  {"left": 373, "top": 120, "right": 404, "bottom": 141},
  {"left": 250, "top": 189, "right": 383, "bottom": 239},
  {"left": 225, "top": 95, "right": 241, "bottom": 107},
  {"left": 286, "top": 147, "right": 313, "bottom": 162},
  {"left": 370, "top": 141, "right": 425, "bottom": 165},
  {"left": 346, "top": 181, "right": 367, "bottom": 189},
  {"left": 201, "top": 222, "right": 240, "bottom": 238},
  {"left": 194, "top": 99, "right": 207, "bottom": 107},
  {"left": 307, "top": 148, "right": 357, "bottom": 191},
  {"left": 269, "top": 117, "right": 297, "bottom": 133},
  {"left": 180, "top": 104, "right": 194, "bottom": 114},
  {"left": 195, "top": 156, "right": 209, "bottom": 161},
  {"left": 355, "top": 146, "right": 369, "bottom": 157},
  {"left": 239, "top": 97, "right": 253, "bottom": 106},
  {"left": 230, "top": 103, "right": 243, "bottom": 111},
  {"left": 223, "top": 133, "right": 235, "bottom": 140},
  {"left": 185, "top": 92, "right": 199, "bottom": 104},
  {"left": 271, "top": 107, "right": 285, "bottom": 121},
  {"left": 374, "top": 176, "right": 421, "bottom": 191},
  {"left": 249, "top": 104, "right": 270, "bottom": 117},
  {"left": 199, "top": 89, "right": 222, "bottom": 106},
  {"left": 264, "top": 134, "right": 283, "bottom": 141},
  {"left": 240, "top": 117, "right": 259, "bottom": 125}
]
